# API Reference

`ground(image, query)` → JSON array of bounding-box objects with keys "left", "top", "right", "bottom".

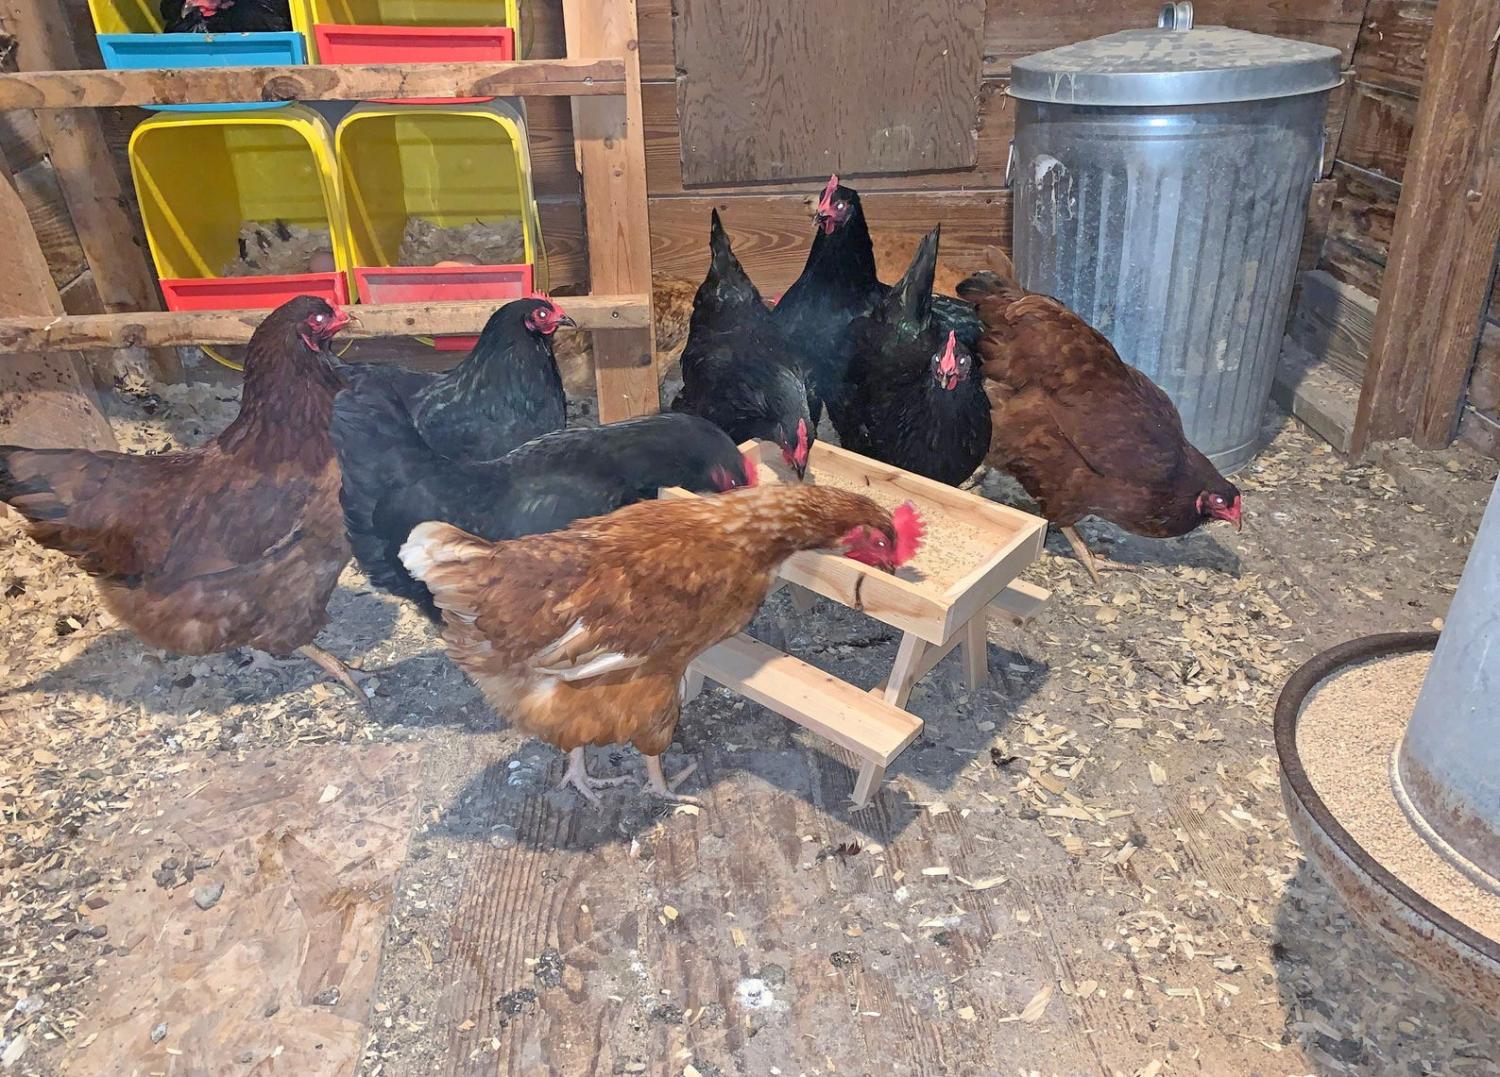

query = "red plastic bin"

[
  {"left": 313, "top": 25, "right": 515, "bottom": 104},
  {"left": 160, "top": 272, "right": 350, "bottom": 311},
  {"left": 353, "top": 263, "right": 533, "bottom": 350}
]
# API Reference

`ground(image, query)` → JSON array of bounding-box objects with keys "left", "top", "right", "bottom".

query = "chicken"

[
  {"left": 333, "top": 368, "right": 758, "bottom": 618},
  {"left": 0, "top": 296, "right": 366, "bottom": 704},
  {"left": 774, "top": 175, "right": 982, "bottom": 425},
  {"left": 832, "top": 226, "right": 992, "bottom": 486},
  {"left": 550, "top": 274, "right": 697, "bottom": 397},
  {"left": 160, "top": 0, "right": 290, "bottom": 33},
  {"left": 671, "top": 210, "right": 815, "bottom": 478},
  {"left": 356, "top": 297, "right": 571, "bottom": 465},
  {"left": 398, "top": 484, "right": 923, "bottom": 803},
  {"left": 958, "top": 249, "right": 1243, "bottom": 583}
]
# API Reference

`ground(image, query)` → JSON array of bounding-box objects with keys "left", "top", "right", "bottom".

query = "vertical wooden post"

[
  {"left": 562, "top": 0, "right": 659, "bottom": 423},
  {"left": 0, "top": 149, "right": 116, "bottom": 450},
  {"left": 0, "top": 0, "right": 179, "bottom": 385},
  {"left": 1351, "top": 0, "right": 1500, "bottom": 454}
]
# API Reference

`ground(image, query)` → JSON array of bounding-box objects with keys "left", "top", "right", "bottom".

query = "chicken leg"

[
  {"left": 643, "top": 755, "right": 701, "bottom": 806},
  {"left": 558, "top": 746, "right": 633, "bottom": 805},
  {"left": 1060, "top": 525, "right": 1102, "bottom": 587},
  {"left": 298, "top": 644, "right": 372, "bottom": 714}
]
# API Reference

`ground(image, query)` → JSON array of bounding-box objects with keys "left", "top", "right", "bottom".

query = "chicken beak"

[{"left": 557, "top": 314, "right": 578, "bottom": 330}]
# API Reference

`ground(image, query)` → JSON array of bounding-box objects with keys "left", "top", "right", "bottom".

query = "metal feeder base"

[{"left": 1275, "top": 632, "right": 1500, "bottom": 1014}]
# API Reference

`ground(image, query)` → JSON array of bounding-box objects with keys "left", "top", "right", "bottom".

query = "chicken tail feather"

[{"left": 398, "top": 521, "right": 495, "bottom": 624}]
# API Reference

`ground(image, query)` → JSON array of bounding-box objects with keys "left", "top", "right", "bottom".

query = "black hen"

[
  {"left": 671, "top": 210, "right": 814, "bottom": 477},
  {"left": 833, "top": 227, "right": 992, "bottom": 486},
  {"left": 161, "top": 0, "right": 291, "bottom": 33},
  {"left": 353, "top": 297, "right": 571, "bottom": 465},
  {"left": 774, "top": 176, "right": 982, "bottom": 424},
  {"left": 333, "top": 376, "right": 756, "bottom": 618}
]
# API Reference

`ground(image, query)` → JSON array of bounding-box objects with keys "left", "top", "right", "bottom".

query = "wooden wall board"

[
  {"left": 1316, "top": 163, "right": 1400, "bottom": 300},
  {"left": 670, "top": 0, "right": 986, "bottom": 185},
  {"left": 645, "top": 190, "right": 1009, "bottom": 294},
  {"left": 1338, "top": 79, "right": 1418, "bottom": 182},
  {"left": 1288, "top": 268, "right": 1378, "bottom": 382},
  {"left": 1354, "top": 0, "right": 1436, "bottom": 95}
]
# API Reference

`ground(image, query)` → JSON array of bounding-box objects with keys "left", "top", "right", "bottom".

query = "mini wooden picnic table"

[{"left": 664, "top": 440, "right": 1050, "bottom": 807}]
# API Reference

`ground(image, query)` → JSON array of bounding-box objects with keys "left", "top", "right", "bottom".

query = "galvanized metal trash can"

[{"left": 1009, "top": 2, "right": 1342, "bottom": 473}]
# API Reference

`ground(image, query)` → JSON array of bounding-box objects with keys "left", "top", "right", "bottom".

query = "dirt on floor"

[{"left": 1, "top": 375, "right": 1497, "bottom": 1076}]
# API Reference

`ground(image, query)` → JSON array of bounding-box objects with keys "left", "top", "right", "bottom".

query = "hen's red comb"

[
  {"left": 891, "top": 501, "right": 925, "bottom": 566},
  {"left": 741, "top": 450, "right": 760, "bottom": 487}
]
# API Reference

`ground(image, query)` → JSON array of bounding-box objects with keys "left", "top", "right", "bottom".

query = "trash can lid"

[{"left": 1010, "top": 7, "right": 1343, "bottom": 108}]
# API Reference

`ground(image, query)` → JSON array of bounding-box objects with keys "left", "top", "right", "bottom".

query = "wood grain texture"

[
  {"left": 1354, "top": 0, "right": 1500, "bottom": 451},
  {"left": 1354, "top": 0, "right": 1436, "bottom": 95},
  {"left": 0, "top": 148, "right": 114, "bottom": 450},
  {"left": 1317, "top": 162, "right": 1400, "bottom": 300},
  {"left": 642, "top": 78, "right": 1015, "bottom": 196},
  {"left": 2, "top": 0, "right": 176, "bottom": 380},
  {"left": 0, "top": 58, "right": 625, "bottom": 109},
  {"left": 0, "top": 295, "right": 649, "bottom": 352},
  {"left": 671, "top": 0, "right": 985, "bottom": 184},
  {"left": 563, "top": 0, "right": 659, "bottom": 422},
  {"left": 1339, "top": 80, "right": 1418, "bottom": 182},
  {"left": 1466, "top": 321, "right": 1500, "bottom": 414},
  {"left": 639, "top": 0, "right": 1367, "bottom": 81},
  {"left": 647, "top": 190, "right": 1010, "bottom": 293},
  {"left": 13, "top": 158, "right": 86, "bottom": 289},
  {"left": 1289, "top": 268, "right": 1378, "bottom": 381}
]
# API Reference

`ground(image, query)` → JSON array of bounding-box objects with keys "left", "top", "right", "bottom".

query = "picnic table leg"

[
  {"left": 962, "top": 614, "right": 989, "bottom": 693},
  {"left": 681, "top": 668, "right": 706, "bottom": 703},
  {"left": 852, "top": 760, "right": 886, "bottom": 808},
  {"left": 883, "top": 632, "right": 929, "bottom": 709}
]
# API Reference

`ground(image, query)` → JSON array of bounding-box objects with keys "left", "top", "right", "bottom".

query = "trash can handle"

[{"left": 1158, "top": 2, "right": 1193, "bottom": 29}]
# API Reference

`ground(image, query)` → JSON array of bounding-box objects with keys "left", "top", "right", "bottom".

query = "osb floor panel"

[{"left": 2, "top": 378, "right": 1499, "bottom": 1076}]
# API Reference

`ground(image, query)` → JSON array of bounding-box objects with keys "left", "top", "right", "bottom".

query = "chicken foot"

[
  {"left": 298, "top": 644, "right": 372, "bottom": 714},
  {"left": 1060, "top": 525, "right": 1102, "bottom": 586},
  {"left": 558, "top": 746, "right": 633, "bottom": 805},
  {"left": 643, "top": 755, "right": 701, "bottom": 806}
]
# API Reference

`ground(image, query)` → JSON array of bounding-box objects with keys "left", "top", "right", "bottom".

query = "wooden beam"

[
  {"left": 0, "top": 59, "right": 626, "bottom": 110},
  {"left": 0, "top": 147, "right": 114, "bottom": 450},
  {"left": 0, "top": 0, "right": 177, "bottom": 383},
  {"left": 1352, "top": 0, "right": 1500, "bottom": 453},
  {"left": 564, "top": 0, "right": 659, "bottom": 422},
  {"left": 0, "top": 294, "right": 651, "bottom": 353}
]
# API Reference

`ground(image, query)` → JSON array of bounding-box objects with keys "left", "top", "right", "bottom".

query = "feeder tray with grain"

[{"left": 662, "top": 439, "right": 1050, "bottom": 806}]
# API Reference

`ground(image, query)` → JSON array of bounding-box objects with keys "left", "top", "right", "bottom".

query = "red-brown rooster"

[
  {"left": 399, "top": 485, "right": 923, "bottom": 804},
  {"left": 958, "top": 249, "right": 1242, "bottom": 583},
  {"left": 0, "top": 296, "right": 367, "bottom": 705}
]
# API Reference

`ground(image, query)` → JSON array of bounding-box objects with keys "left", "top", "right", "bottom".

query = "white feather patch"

[
  {"left": 532, "top": 618, "right": 588, "bottom": 666},
  {"left": 398, "top": 521, "right": 452, "bottom": 581},
  {"left": 537, "top": 650, "right": 647, "bottom": 682}
]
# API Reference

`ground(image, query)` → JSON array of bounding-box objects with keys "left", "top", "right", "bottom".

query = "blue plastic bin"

[{"left": 95, "top": 32, "right": 307, "bottom": 112}]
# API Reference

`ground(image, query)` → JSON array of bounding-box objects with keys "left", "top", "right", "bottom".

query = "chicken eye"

[
  {"left": 314, "top": 313, "right": 326, "bottom": 323},
  {"left": 835, "top": 201, "right": 847, "bottom": 212}
]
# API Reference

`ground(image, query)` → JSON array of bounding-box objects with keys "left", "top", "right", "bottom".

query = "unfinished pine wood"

[
  {"left": 1339, "top": 80, "right": 1418, "bottom": 183},
  {"left": 563, "top": 0, "right": 659, "bottom": 422},
  {"left": 1354, "top": 0, "right": 1500, "bottom": 452},
  {"left": 690, "top": 633, "right": 923, "bottom": 767},
  {"left": 989, "top": 578, "right": 1050, "bottom": 627},
  {"left": 1, "top": 0, "right": 177, "bottom": 382},
  {"left": 0, "top": 294, "right": 650, "bottom": 353},
  {"left": 881, "top": 632, "right": 930, "bottom": 710},
  {"left": 0, "top": 147, "right": 113, "bottom": 450},
  {"left": 0, "top": 58, "right": 625, "bottom": 109},
  {"left": 647, "top": 191, "right": 1010, "bottom": 294},
  {"left": 671, "top": 0, "right": 984, "bottom": 185},
  {"left": 1289, "top": 269, "right": 1379, "bottom": 381},
  {"left": 1273, "top": 338, "right": 1360, "bottom": 453}
]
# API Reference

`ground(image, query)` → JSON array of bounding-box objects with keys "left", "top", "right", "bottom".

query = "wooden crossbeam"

[
  {"left": 0, "top": 58, "right": 626, "bottom": 110},
  {"left": 0, "top": 295, "right": 650, "bottom": 353}
]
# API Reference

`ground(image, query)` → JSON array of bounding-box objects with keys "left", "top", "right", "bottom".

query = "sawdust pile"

[
  {"left": 398, "top": 217, "right": 525, "bottom": 268},
  {"left": 221, "top": 221, "right": 334, "bottom": 278}
]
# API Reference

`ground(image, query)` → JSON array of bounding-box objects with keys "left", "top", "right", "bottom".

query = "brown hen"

[
  {"left": 0, "top": 296, "right": 366, "bottom": 704},
  {"left": 958, "top": 249, "right": 1242, "bottom": 583},
  {"left": 399, "top": 485, "right": 923, "bottom": 804}
]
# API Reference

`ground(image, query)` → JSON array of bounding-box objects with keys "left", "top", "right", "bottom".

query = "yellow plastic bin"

[
  {"left": 129, "top": 106, "right": 352, "bottom": 365},
  {"left": 293, "top": 0, "right": 521, "bottom": 62},
  {"left": 336, "top": 99, "right": 546, "bottom": 347}
]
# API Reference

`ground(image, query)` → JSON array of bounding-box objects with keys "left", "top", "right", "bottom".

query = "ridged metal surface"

[{"left": 1012, "top": 93, "right": 1328, "bottom": 473}]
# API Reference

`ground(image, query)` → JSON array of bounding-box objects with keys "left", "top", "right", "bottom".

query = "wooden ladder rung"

[{"left": 691, "top": 633, "right": 923, "bottom": 767}]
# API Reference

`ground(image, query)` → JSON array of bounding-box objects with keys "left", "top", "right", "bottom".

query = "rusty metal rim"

[{"left": 1274, "top": 630, "right": 1500, "bottom": 965}]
